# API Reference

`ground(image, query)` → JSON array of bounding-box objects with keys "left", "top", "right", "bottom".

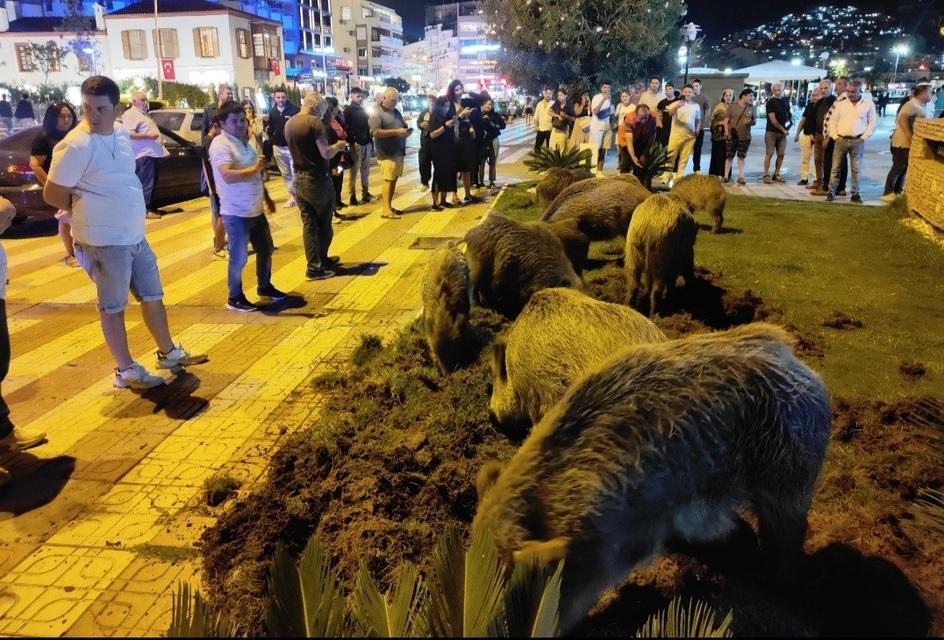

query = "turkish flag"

[
  {"left": 161, "top": 58, "right": 176, "bottom": 81},
  {"left": 268, "top": 58, "right": 280, "bottom": 76}
]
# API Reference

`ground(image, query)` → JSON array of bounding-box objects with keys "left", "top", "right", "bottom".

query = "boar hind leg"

[
  {"left": 755, "top": 499, "right": 810, "bottom": 582},
  {"left": 649, "top": 279, "right": 665, "bottom": 317},
  {"left": 558, "top": 540, "right": 629, "bottom": 635}
]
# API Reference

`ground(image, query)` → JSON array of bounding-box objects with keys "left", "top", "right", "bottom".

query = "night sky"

[{"left": 381, "top": 0, "right": 939, "bottom": 43}]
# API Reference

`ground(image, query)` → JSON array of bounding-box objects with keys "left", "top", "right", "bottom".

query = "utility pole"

[
  {"left": 154, "top": 0, "right": 162, "bottom": 98},
  {"left": 317, "top": 0, "right": 328, "bottom": 94}
]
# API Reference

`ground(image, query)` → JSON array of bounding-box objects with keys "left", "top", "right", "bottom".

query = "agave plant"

[
  {"left": 635, "top": 142, "right": 672, "bottom": 190},
  {"left": 635, "top": 597, "right": 734, "bottom": 638},
  {"left": 168, "top": 524, "right": 563, "bottom": 638},
  {"left": 524, "top": 145, "right": 593, "bottom": 173}
]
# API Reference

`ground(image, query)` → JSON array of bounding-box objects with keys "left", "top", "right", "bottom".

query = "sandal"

[{"left": 64, "top": 255, "right": 79, "bottom": 268}]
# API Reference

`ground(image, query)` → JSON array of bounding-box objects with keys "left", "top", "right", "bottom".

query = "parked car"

[
  {"left": 0, "top": 125, "right": 204, "bottom": 220},
  {"left": 147, "top": 108, "right": 204, "bottom": 145}
]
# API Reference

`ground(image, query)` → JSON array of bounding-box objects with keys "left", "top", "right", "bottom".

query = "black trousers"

[
  {"left": 823, "top": 139, "right": 848, "bottom": 192},
  {"left": 617, "top": 146, "right": 632, "bottom": 174},
  {"left": 883, "top": 146, "right": 909, "bottom": 195},
  {"left": 534, "top": 130, "right": 551, "bottom": 151},
  {"left": 708, "top": 138, "right": 727, "bottom": 177},
  {"left": 418, "top": 143, "right": 432, "bottom": 186},
  {"left": 0, "top": 299, "right": 10, "bottom": 434},
  {"left": 692, "top": 129, "right": 706, "bottom": 172}
]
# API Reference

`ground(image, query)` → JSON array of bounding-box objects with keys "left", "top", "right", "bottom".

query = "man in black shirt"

[
  {"left": 265, "top": 87, "right": 300, "bottom": 208},
  {"left": 285, "top": 92, "right": 347, "bottom": 281},
  {"left": 794, "top": 86, "right": 822, "bottom": 187},
  {"left": 813, "top": 76, "right": 848, "bottom": 196},
  {"left": 416, "top": 93, "right": 436, "bottom": 190},
  {"left": 342, "top": 87, "right": 373, "bottom": 205},
  {"left": 656, "top": 83, "right": 681, "bottom": 148},
  {"left": 763, "top": 83, "right": 793, "bottom": 183}
]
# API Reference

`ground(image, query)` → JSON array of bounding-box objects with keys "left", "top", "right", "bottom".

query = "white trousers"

[{"left": 272, "top": 144, "right": 295, "bottom": 197}]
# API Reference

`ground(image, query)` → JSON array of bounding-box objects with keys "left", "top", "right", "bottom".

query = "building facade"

[
  {"left": 401, "top": 23, "right": 457, "bottom": 93},
  {"left": 424, "top": 1, "right": 500, "bottom": 93},
  {"left": 332, "top": 0, "right": 403, "bottom": 86}
]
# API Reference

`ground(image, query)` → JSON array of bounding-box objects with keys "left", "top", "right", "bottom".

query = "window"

[
  {"left": 356, "top": 26, "right": 366, "bottom": 40},
  {"left": 235, "top": 28, "right": 251, "bottom": 58},
  {"left": 341, "top": 6, "right": 351, "bottom": 20},
  {"left": 192, "top": 27, "right": 219, "bottom": 58},
  {"left": 372, "top": 65, "right": 381, "bottom": 75},
  {"left": 371, "top": 47, "right": 381, "bottom": 57},
  {"left": 361, "top": 6, "right": 373, "bottom": 18},
  {"left": 151, "top": 28, "right": 179, "bottom": 58},
  {"left": 358, "top": 66, "right": 368, "bottom": 76},
  {"left": 371, "top": 27, "right": 380, "bottom": 42},
  {"left": 253, "top": 31, "right": 279, "bottom": 58},
  {"left": 343, "top": 46, "right": 350, "bottom": 53},
  {"left": 77, "top": 49, "right": 94, "bottom": 72},
  {"left": 15, "top": 44, "right": 33, "bottom": 72},
  {"left": 357, "top": 47, "right": 367, "bottom": 58},
  {"left": 121, "top": 29, "right": 148, "bottom": 60}
]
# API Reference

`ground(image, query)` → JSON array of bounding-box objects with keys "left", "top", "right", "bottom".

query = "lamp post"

[
  {"left": 681, "top": 22, "right": 701, "bottom": 85},
  {"left": 892, "top": 44, "right": 910, "bottom": 84}
]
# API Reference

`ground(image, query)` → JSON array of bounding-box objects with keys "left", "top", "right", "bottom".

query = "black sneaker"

[
  {"left": 362, "top": 193, "right": 374, "bottom": 203},
  {"left": 324, "top": 255, "right": 341, "bottom": 268},
  {"left": 227, "top": 295, "right": 259, "bottom": 312},
  {"left": 336, "top": 200, "right": 346, "bottom": 210},
  {"left": 306, "top": 268, "right": 336, "bottom": 281},
  {"left": 850, "top": 193, "right": 863, "bottom": 204},
  {"left": 797, "top": 179, "right": 809, "bottom": 186},
  {"left": 349, "top": 196, "right": 359, "bottom": 206},
  {"left": 257, "top": 284, "right": 288, "bottom": 300}
]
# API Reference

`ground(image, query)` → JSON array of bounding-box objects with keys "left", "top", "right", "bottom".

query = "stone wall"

[{"left": 907, "top": 119, "right": 944, "bottom": 231}]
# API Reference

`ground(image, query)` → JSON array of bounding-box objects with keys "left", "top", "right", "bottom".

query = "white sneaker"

[
  {"left": 0, "top": 426, "right": 47, "bottom": 451},
  {"left": 283, "top": 198, "right": 297, "bottom": 209},
  {"left": 157, "top": 345, "right": 209, "bottom": 370},
  {"left": 114, "top": 363, "right": 165, "bottom": 389}
]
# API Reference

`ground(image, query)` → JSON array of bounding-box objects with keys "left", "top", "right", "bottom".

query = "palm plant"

[
  {"left": 908, "top": 487, "right": 944, "bottom": 538},
  {"left": 635, "top": 597, "right": 734, "bottom": 638},
  {"left": 636, "top": 142, "right": 672, "bottom": 190},
  {"left": 524, "top": 145, "right": 593, "bottom": 173}
]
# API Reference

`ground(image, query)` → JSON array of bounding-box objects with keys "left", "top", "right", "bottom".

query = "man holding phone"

[{"left": 369, "top": 87, "right": 412, "bottom": 219}]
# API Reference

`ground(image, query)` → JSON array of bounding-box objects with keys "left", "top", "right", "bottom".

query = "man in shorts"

[
  {"left": 762, "top": 82, "right": 793, "bottom": 183},
  {"left": 589, "top": 81, "right": 613, "bottom": 174},
  {"left": 43, "top": 76, "right": 207, "bottom": 389},
  {"left": 724, "top": 88, "right": 757, "bottom": 185},
  {"left": 368, "top": 87, "right": 412, "bottom": 219}
]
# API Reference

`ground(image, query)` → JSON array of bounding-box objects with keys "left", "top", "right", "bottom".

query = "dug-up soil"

[{"left": 201, "top": 255, "right": 944, "bottom": 636}]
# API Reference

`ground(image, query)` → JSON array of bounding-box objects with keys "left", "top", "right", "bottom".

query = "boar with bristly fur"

[
  {"left": 474, "top": 323, "right": 831, "bottom": 634},
  {"left": 463, "top": 213, "right": 580, "bottom": 318},
  {"left": 625, "top": 193, "right": 698, "bottom": 316},
  {"left": 542, "top": 219, "right": 590, "bottom": 273},
  {"left": 539, "top": 176, "right": 651, "bottom": 239},
  {"left": 489, "top": 288, "right": 666, "bottom": 429},
  {"left": 421, "top": 244, "right": 475, "bottom": 372},
  {"left": 536, "top": 167, "right": 593, "bottom": 210},
  {"left": 670, "top": 173, "right": 727, "bottom": 233}
]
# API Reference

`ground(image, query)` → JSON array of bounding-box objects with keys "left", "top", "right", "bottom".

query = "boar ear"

[
  {"left": 491, "top": 339, "right": 508, "bottom": 382},
  {"left": 475, "top": 461, "right": 503, "bottom": 498},
  {"left": 513, "top": 537, "right": 570, "bottom": 567}
]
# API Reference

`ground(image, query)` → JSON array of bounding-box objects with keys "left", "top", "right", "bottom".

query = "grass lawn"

[{"left": 497, "top": 183, "right": 944, "bottom": 400}]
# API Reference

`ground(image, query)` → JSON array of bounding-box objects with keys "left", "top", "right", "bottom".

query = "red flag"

[{"left": 161, "top": 58, "right": 175, "bottom": 81}]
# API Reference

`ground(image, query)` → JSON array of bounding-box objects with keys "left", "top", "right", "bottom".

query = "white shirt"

[
  {"left": 120, "top": 105, "right": 169, "bottom": 160},
  {"left": 0, "top": 197, "right": 13, "bottom": 299},
  {"left": 827, "top": 97, "right": 877, "bottom": 140},
  {"left": 534, "top": 98, "right": 554, "bottom": 132},
  {"left": 590, "top": 93, "right": 612, "bottom": 132},
  {"left": 209, "top": 130, "right": 263, "bottom": 218},
  {"left": 638, "top": 90, "right": 665, "bottom": 114},
  {"left": 671, "top": 101, "right": 702, "bottom": 138},
  {"left": 47, "top": 121, "right": 146, "bottom": 246}
]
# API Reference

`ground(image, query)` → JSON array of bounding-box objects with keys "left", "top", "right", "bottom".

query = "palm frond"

[
  {"left": 168, "top": 581, "right": 235, "bottom": 637},
  {"left": 424, "top": 525, "right": 507, "bottom": 637},
  {"left": 909, "top": 487, "right": 944, "bottom": 538},
  {"left": 264, "top": 537, "right": 355, "bottom": 637},
  {"left": 524, "top": 145, "right": 593, "bottom": 172},
  {"left": 495, "top": 557, "right": 563, "bottom": 637},
  {"left": 635, "top": 597, "right": 734, "bottom": 638},
  {"left": 350, "top": 561, "right": 427, "bottom": 637},
  {"left": 637, "top": 142, "right": 671, "bottom": 189}
]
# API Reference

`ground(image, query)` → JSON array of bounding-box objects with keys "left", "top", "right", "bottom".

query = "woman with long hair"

[
  {"left": 29, "top": 102, "right": 77, "bottom": 266},
  {"left": 447, "top": 80, "right": 479, "bottom": 206},
  {"left": 569, "top": 91, "right": 591, "bottom": 148},
  {"left": 428, "top": 96, "right": 457, "bottom": 211},
  {"left": 322, "top": 96, "right": 349, "bottom": 214},
  {"left": 709, "top": 89, "right": 733, "bottom": 178}
]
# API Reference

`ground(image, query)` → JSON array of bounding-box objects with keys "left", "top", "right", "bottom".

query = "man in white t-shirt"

[
  {"left": 664, "top": 84, "right": 702, "bottom": 182},
  {"left": 43, "top": 75, "right": 207, "bottom": 390},
  {"left": 121, "top": 90, "right": 169, "bottom": 219},
  {"left": 638, "top": 76, "right": 666, "bottom": 115},
  {"left": 0, "top": 197, "right": 46, "bottom": 481},
  {"left": 209, "top": 100, "right": 286, "bottom": 312},
  {"left": 532, "top": 88, "right": 554, "bottom": 151},
  {"left": 589, "top": 81, "right": 613, "bottom": 174}
]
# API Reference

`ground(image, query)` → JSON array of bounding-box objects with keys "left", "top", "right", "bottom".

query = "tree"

[
  {"left": 57, "top": 0, "right": 100, "bottom": 76},
  {"left": 20, "top": 41, "right": 72, "bottom": 85},
  {"left": 383, "top": 77, "right": 411, "bottom": 94},
  {"left": 481, "top": 0, "right": 686, "bottom": 91}
]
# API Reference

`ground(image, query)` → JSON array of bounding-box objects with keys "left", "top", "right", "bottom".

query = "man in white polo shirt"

[
  {"left": 121, "top": 90, "right": 168, "bottom": 219},
  {"left": 209, "top": 100, "right": 286, "bottom": 312},
  {"left": 589, "top": 81, "right": 613, "bottom": 174},
  {"left": 664, "top": 84, "right": 702, "bottom": 182},
  {"left": 43, "top": 76, "right": 207, "bottom": 390}
]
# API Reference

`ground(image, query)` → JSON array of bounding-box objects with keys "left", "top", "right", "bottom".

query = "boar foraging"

[
  {"left": 421, "top": 244, "right": 475, "bottom": 372},
  {"left": 625, "top": 193, "right": 698, "bottom": 316},
  {"left": 543, "top": 219, "right": 590, "bottom": 273},
  {"left": 539, "top": 176, "right": 651, "bottom": 239},
  {"left": 670, "top": 173, "right": 727, "bottom": 233},
  {"left": 463, "top": 213, "right": 580, "bottom": 318},
  {"left": 489, "top": 288, "right": 666, "bottom": 428},
  {"left": 536, "top": 167, "right": 593, "bottom": 210},
  {"left": 474, "top": 323, "right": 831, "bottom": 634}
]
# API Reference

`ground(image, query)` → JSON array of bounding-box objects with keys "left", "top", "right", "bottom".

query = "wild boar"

[
  {"left": 539, "top": 177, "right": 651, "bottom": 239},
  {"left": 421, "top": 244, "right": 475, "bottom": 371},
  {"left": 670, "top": 173, "right": 727, "bottom": 233}
]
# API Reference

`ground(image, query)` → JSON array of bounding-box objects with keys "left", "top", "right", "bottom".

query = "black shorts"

[{"left": 725, "top": 137, "right": 751, "bottom": 160}]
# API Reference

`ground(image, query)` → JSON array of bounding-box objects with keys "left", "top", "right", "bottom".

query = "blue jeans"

[
  {"left": 220, "top": 214, "right": 273, "bottom": 300},
  {"left": 830, "top": 137, "right": 864, "bottom": 195},
  {"left": 74, "top": 239, "right": 164, "bottom": 313}
]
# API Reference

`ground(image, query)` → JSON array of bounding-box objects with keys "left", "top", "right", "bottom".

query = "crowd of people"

[{"left": 527, "top": 76, "right": 942, "bottom": 204}]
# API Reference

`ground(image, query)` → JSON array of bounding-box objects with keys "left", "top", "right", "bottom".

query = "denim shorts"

[{"left": 74, "top": 239, "right": 164, "bottom": 313}]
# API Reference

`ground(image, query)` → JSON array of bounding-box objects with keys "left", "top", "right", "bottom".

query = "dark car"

[{"left": 0, "top": 125, "right": 204, "bottom": 219}]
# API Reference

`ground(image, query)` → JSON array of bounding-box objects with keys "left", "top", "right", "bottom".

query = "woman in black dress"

[
  {"left": 322, "top": 97, "right": 350, "bottom": 215},
  {"left": 447, "top": 80, "right": 479, "bottom": 206},
  {"left": 29, "top": 102, "right": 77, "bottom": 266},
  {"left": 428, "top": 96, "right": 458, "bottom": 211}
]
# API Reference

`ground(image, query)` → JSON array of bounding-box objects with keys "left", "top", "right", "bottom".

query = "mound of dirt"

[
  {"left": 899, "top": 361, "right": 928, "bottom": 380},
  {"left": 822, "top": 311, "right": 864, "bottom": 330}
]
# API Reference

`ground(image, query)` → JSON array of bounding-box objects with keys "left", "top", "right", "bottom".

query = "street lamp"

[
  {"left": 892, "top": 44, "right": 910, "bottom": 84},
  {"left": 681, "top": 22, "right": 701, "bottom": 85}
]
